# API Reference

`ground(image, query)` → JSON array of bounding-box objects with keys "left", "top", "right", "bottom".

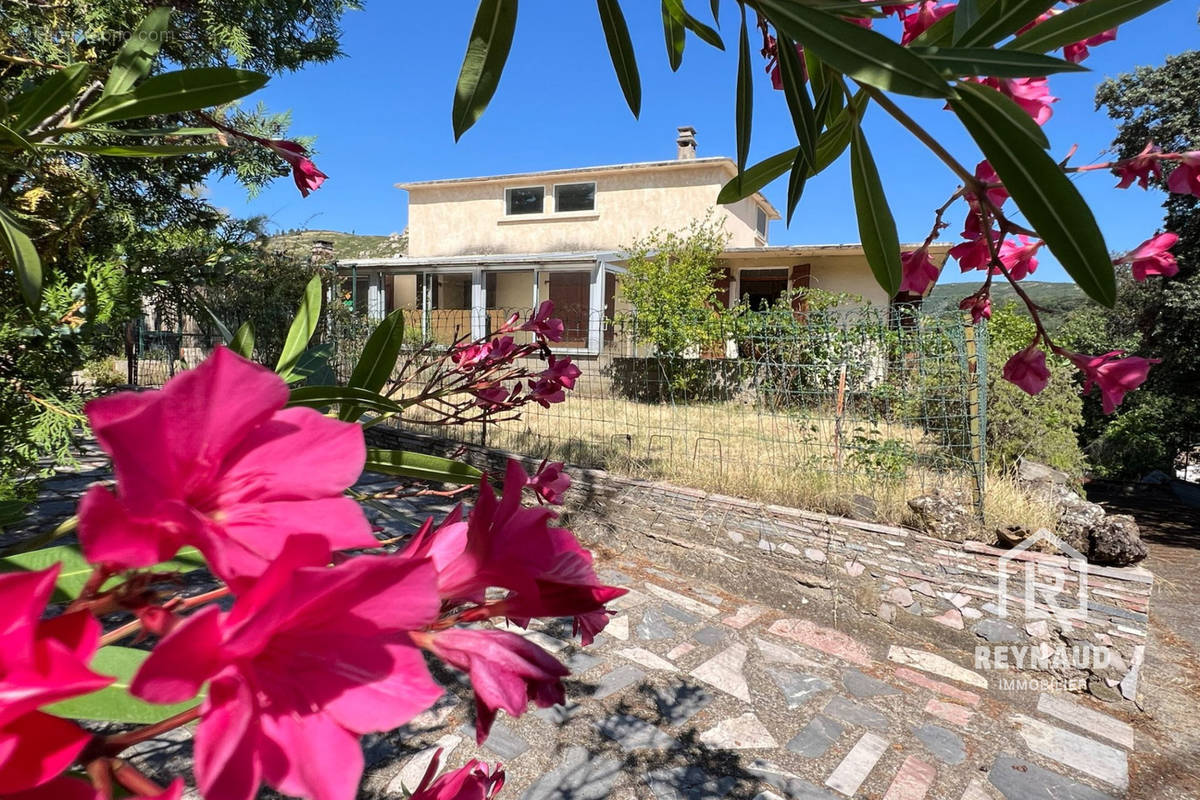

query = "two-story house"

[{"left": 336, "top": 127, "right": 946, "bottom": 353}]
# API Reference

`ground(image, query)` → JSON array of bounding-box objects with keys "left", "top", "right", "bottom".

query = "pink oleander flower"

[
  {"left": 539, "top": 355, "right": 581, "bottom": 391},
  {"left": 900, "top": 1, "right": 956, "bottom": 45},
  {"left": 472, "top": 384, "right": 514, "bottom": 409},
  {"left": 415, "top": 629, "right": 568, "bottom": 742},
  {"left": 526, "top": 460, "right": 570, "bottom": 505},
  {"left": 2, "top": 776, "right": 104, "bottom": 800},
  {"left": 1002, "top": 343, "right": 1051, "bottom": 396},
  {"left": 899, "top": 248, "right": 940, "bottom": 295},
  {"left": 1116, "top": 141, "right": 1164, "bottom": 189},
  {"left": 949, "top": 228, "right": 999, "bottom": 272},
  {"left": 401, "top": 460, "right": 625, "bottom": 640},
  {"left": 976, "top": 77, "right": 1057, "bottom": 125},
  {"left": 453, "top": 337, "right": 517, "bottom": 371},
  {"left": 258, "top": 139, "right": 328, "bottom": 197},
  {"left": 1062, "top": 27, "right": 1117, "bottom": 63},
  {"left": 1064, "top": 351, "right": 1160, "bottom": 414},
  {"left": 78, "top": 347, "right": 375, "bottom": 587},
  {"left": 0, "top": 568, "right": 113, "bottom": 797},
  {"left": 527, "top": 377, "right": 567, "bottom": 408},
  {"left": 971, "top": 160, "right": 1008, "bottom": 207},
  {"left": 998, "top": 235, "right": 1042, "bottom": 281},
  {"left": 958, "top": 293, "right": 992, "bottom": 323},
  {"left": 1115, "top": 232, "right": 1179, "bottom": 282},
  {"left": 408, "top": 751, "right": 504, "bottom": 800},
  {"left": 1167, "top": 151, "right": 1200, "bottom": 196},
  {"left": 521, "top": 301, "right": 565, "bottom": 342},
  {"left": 131, "top": 537, "right": 444, "bottom": 800}
]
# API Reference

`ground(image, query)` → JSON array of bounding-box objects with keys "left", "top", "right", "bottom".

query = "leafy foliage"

[
  {"left": 985, "top": 304, "right": 1086, "bottom": 477},
  {"left": 1067, "top": 47, "right": 1200, "bottom": 477}
]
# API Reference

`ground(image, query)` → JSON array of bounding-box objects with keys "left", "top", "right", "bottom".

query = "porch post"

[
  {"left": 589, "top": 260, "right": 604, "bottom": 353},
  {"left": 470, "top": 269, "right": 486, "bottom": 340}
]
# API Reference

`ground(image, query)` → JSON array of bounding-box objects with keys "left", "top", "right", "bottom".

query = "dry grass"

[{"left": 401, "top": 394, "right": 1061, "bottom": 532}]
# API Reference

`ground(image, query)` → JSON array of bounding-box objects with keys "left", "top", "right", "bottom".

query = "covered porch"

[{"left": 335, "top": 251, "right": 624, "bottom": 354}]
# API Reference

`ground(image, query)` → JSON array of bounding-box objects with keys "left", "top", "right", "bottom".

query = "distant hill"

[
  {"left": 925, "top": 281, "right": 1090, "bottom": 330},
  {"left": 262, "top": 229, "right": 408, "bottom": 261}
]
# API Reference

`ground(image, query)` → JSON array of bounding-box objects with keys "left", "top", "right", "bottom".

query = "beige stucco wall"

[
  {"left": 491, "top": 270, "right": 534, "bottom": 308},
  {"left": 807, "top": 256, "right": 890, "bottom": 308},
  {"left": 405, "top": 161, "right": 770, "bottom": 258}
]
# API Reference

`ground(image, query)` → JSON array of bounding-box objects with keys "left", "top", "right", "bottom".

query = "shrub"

[{"left": 985, "top": 304, "right": 1087, "bottom": 477}]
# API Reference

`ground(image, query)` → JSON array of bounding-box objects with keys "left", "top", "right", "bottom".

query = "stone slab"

[
  {"left": 645, "top": 583, "right": 720, "bottom": 617},
  {"left": 824, "top": 732, "right": 889, "bottom": 797},
  {"left": 881, "top": 755, "right": 937, "bottom": 800},
  {"left": 888, "top": 647, "right": 988, "bottom": 688},
  {"left": 766, "top": 668, "right": 831, "bottom": 709},
  {"left": 823, "top": 695, "right": 889, "bottom": 731},
  {"left": 699, "top": 712, "right": 779, "bottom": 749},
  {"left": 645, "top": 766, "right": 736, "bottom": 800},
  {"left": 988, "top": 754, "right": 1117, "bottom": 800},
  {"left": 653, "top": 681, "right": 713, "bottom": 725},
  {"left": 1035, "top": 693, "right": 1134, "bottom": 749},
  {"left": 756, "top": 637, "right": 824, "bottom": 669},
  {"left": 912, "top": 724, "right": 966, "bottom": 764},
  {"left": 596, "top": 713, "right": 678, "bottom": 752},
  {"left": 842, "top": 669, "right": 901, "bottom": 698},
  {"left": 769, "top": 619, "right": 872, "bottom": 666},
  {"left": 691, "top": 643, "right": 751, "bottom": 703},
  {"left": 1012, "top": 715, "right": 1128, "bottom": 790},
  {"left": 617, "top": 647, "right": 678, "bottom": 672},
  {"left": 521, "top": 746, "right": 621, "bottom": 800},
  {"left": 592, "top": 665, "right": 647, "bottom": 699},
  {"left": 786, "top": 715, "right": 845, "bottom": 759}
]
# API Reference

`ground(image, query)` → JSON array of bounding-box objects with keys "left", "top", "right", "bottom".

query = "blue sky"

[{"left": 206, "top": 1, "right": 1198, "bottom": 284}]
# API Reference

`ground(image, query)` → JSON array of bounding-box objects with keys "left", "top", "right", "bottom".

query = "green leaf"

[
  {"left": 776, "top": 35, "right": 818, "bottom": 169},
  {"left": 757, "top": 0, "right": 952, "bottom": 98},
  {"left": 711, "top": 0, "right": 721, "bottom": 25},
  {"left": 230, "top": 321, "right": 255, "bottom": 359},
  {"left": 849, "top": 122, "right": 902, "bottom": 298},
  {"left": 197, "top": 299, "right": 235, "bottom": 344},
  {"left": 275, "top": 274, "right": 324, "bottom": 378},
  {"left": 909, "top": 10, "right": 957, "bottom": 47},
  {"left": 452, "top": 0, "right": 519, "bottom": 141},
  {"left": 12, "top": 63, "right": 90, "bottom": 132},
  {"left": 0, "top": 121, "right": 34, "bottom": 148},
  {"left": 364, "top": 449, "right": 483, "bottom": 485},
  {"left": 76, "top": 67, "right": 268, "bottom": 125},
  {"left": 341, "top": 309, "right": 406, "bottom": 421},
  {"left": 913, "top": 46, "right": 1085, "bottom": 77},
  {"left": 35, "top": 143, "right": 220, "bottom": 156},
  {"left": 735, "top": 7, "right": 753, "bottom": 175},
  {"left": 45, "top": 646, "right": 203, "bottom": 723},
  {"left": 597, "top": 0, "right": 642, "bottom": 118},
  {"left": 1005, "top": 0, "right": 1170, "bottom": 55},
  {"left": 716, "top": 92, "right": 862, "bottom": 204},
  {"left": 661, "top": 0, "right": 686, "bottom": 71},
  {"left": 786, "top": 149, "right": 808, "bottom": 225},
  {"left": 955, "top": 0, "right": 1056, "bottom": 47},
  {"left": 0, "top": 545, "right": 206, "bottom": 602},
  {"left": 0, "top": 203, "right": 42, "bottom": 308},
  {"left": 951, "top": 82, "right": 1115, "bottom": 306},
  {"left": 288, "top": 343, "right": 336, "bottom": 386},
  {"left": 953, "top": 0, "right": 983, "bottom": 42},
  {"left": 102, "top": 7, "right": 172, "bottom": 98},
  {"left": 288, "top": 385, "right": 405, "bottom": 416},
  {"left": 663, "top": 0, "right": 725, "bottom": 48}
]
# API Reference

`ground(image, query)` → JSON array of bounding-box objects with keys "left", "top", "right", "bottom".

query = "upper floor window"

[
  {"left": 555, "top": 182, "right": 596, "bottom": 213},
  {"left": 756, "top": 207, "right": 768, "bottom": 240},
  {"left": 505, "top": 186, "right": 544, "bottom": 215}
]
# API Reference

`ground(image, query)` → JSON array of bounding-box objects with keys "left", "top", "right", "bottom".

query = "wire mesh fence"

[
  {"left": 338, "top": 305, "right": 990, "bottom": 521},
  {"left": 114, "top": 305, "right": 987, "bottom": 521}
]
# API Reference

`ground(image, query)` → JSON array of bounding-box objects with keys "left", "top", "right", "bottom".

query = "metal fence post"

[{"left": 963, "top": 314, "right": 986, "bottom": 520}]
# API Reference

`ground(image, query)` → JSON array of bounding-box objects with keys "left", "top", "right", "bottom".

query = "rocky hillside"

[{"left": 263, "top": 229, "right": 408, "bottom": 261}]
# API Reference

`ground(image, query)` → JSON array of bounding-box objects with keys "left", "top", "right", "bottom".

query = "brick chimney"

[
  {"left": 676, "top": 126, "right": 697, "bottom": 160},
  {"left": 310, "top": 239, "right": 334, "bottom": 263}
]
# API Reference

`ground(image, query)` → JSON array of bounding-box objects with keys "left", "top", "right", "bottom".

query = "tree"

[
  {"left": 1074, "top": 48, "right": 1200, "bottom": 476},
  {"left": 0, "top": 3, "right": 354, "bottom": 498}
]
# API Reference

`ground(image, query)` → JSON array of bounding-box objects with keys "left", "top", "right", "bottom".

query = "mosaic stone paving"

[{"left": 7, "top": 450, "right": 1152, "bottom": 800}]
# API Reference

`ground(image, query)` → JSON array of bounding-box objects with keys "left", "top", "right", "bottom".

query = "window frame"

[
  {"left": 504, "top": 185, "right": 546, "bottom": 216},
  {"left": 553, "top": 181, "right": 597, "bottom": 213},
  {"left": 755, "top": 206, "right": 768, "bottom": 240}
]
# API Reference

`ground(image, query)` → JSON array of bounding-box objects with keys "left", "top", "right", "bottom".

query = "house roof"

[
  {"left": 721, "top": 243, "right": 953, "bottom": 261},
  {"left": 395, "top": 156, "right": 781, "bottom": 220}
]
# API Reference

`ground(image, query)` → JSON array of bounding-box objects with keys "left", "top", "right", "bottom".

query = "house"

[{"left": 336, "top": 127, "right": 948, "bottom": 354}]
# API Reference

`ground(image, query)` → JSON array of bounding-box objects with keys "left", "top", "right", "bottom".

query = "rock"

[
  {"left": 995, "top": 524, "right": 1031, "bottom": 547},
  {"left": 1017, "top": 458, "right": 1069, "bottom": 486},
  {"left": 906, "top": 490, "right": 980, "bottom": 543},
  {"left": 851, "top": 494, "right": 878, "bottom": 521},
  {"left": 1088, "top": 676, "right": 1123, "bottom": 703},
  {"left": 1089, "top": 514, "right": 1148, "bottom": 566}
]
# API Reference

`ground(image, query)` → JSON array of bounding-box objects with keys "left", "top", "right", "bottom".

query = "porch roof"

[
  {"left": 336, "top": 250, "right": 620, "bottom": 272},
  {"left": 719, "top": 242, "right": 953, "bottom": 263}
]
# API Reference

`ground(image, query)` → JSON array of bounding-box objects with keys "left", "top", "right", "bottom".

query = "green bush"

[{"left": 985, "top": 304, "right": 1087, "bottom": 477}]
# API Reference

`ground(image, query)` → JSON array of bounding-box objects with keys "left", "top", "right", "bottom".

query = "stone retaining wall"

[{"left": 366, "top": 425, "right": 1153, "bottom": 709}]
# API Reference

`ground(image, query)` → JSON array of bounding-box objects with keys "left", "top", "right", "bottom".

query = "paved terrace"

[{"left": 9, "top": 445, "right": 1200, "bottom": 800}]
